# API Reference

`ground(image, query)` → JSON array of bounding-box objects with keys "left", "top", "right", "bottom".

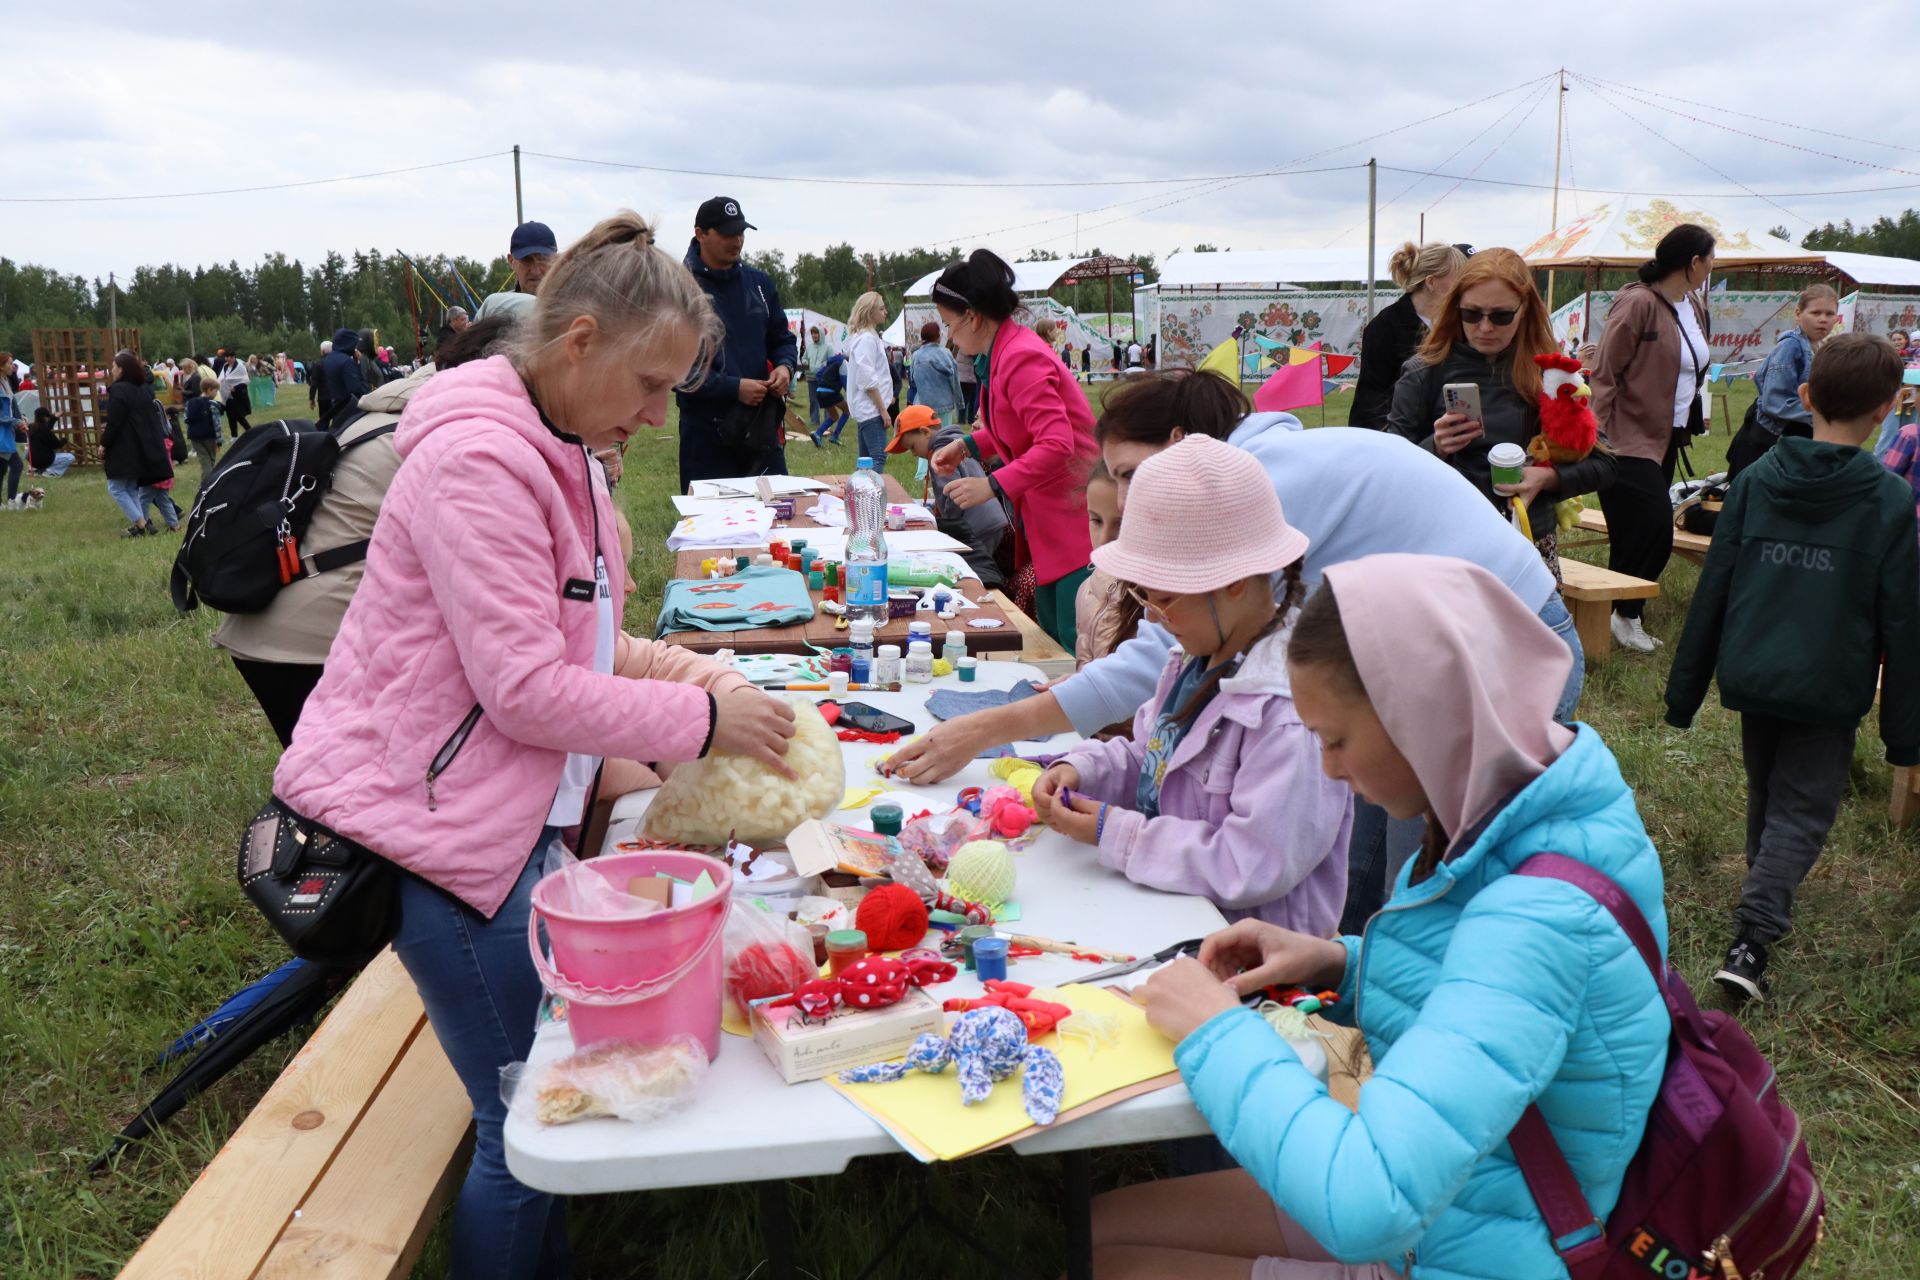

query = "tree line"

[{"left": 0, "top": 237, "right": 1162, "bottom": 367}]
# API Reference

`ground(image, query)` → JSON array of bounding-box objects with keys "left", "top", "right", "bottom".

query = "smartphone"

[
  {"left": 1442, "top": 383, "right": 1483, "bottom": 423},
  {"left": 836, "top": 701, "right": 916, "bottom": 736}
]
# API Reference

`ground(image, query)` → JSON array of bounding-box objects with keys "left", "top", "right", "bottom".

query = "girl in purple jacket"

[{"left": 1033, "top": 434, "right": 1351, "bottom": 936}]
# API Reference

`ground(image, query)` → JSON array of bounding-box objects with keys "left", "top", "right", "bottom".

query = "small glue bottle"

[
  {"left": 905, "top": 640, "right": 935, "bottom": 685},
  {"left": 941, "top": 628, "right": 966, "bottom": 668},
  {"left": 873, "top": 643, "right": 903, "bottom": 685},
  {"left": 849, "top": 619, "right": 875, "bottom": 671}
]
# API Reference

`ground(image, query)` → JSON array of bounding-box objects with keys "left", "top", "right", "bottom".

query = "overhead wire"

[
  {"left": 1573, "top": 72, "right": 1920, "bottom": 159},
  {"left": 1422, "top": 80, "right": 1557, "bottom": 214},
  {"left": 0, "top": 152, "right": 512, "bottom": 204},
  {"left": 1570, "top": 74, "right": 1818, "bottom": 225}
]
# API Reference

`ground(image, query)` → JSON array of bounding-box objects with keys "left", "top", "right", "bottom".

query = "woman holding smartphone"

[{"left": 1385, "top": 248, "right": 1614, "bottom": 584}]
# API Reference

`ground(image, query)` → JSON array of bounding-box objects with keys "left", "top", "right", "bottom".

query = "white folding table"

[{"left": 504, "top": 661, "right": 1227, "bottom": 1278}]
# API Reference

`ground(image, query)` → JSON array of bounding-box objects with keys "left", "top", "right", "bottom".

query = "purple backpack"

[{"left": 1509, "top": 855, "right": 1824, "bottom": 1280}]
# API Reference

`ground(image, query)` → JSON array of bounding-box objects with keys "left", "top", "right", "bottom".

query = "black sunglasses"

[{"left": 1459, "top": 306, "right": 1519, "bottom": 327}]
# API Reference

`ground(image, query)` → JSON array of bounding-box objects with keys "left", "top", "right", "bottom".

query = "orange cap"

[{"left": 885, "top": 404, "right": 942, "bottom": 453}]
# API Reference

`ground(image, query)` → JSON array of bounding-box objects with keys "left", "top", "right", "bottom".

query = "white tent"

[
  {"left": 1522, "top": 198, "right": 1822, "bottom": 268},
  {"left": 903, "top": 258, "right": 1081, "bottom": 299},
  {"left": 1824, "top": 251, "right": 1920, "bottom": 289},
  {"left": 1152, "top": 250, "right": 1398, "bottom": 369}
]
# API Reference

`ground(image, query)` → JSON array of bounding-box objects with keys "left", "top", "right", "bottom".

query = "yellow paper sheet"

[{"left": 825, "top": 984, "right": 1178, "bottom": 1161}]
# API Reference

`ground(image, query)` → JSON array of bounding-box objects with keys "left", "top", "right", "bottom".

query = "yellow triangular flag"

[
  {"left": 1287, "top": 346, "right": 1321, "bottom": 366},
  {"left": 1197, "top": 340, "right": 1239, "bottom": 380}
]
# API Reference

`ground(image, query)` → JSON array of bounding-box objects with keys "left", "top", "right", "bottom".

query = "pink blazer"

[
  {"left": 976, "top": 320, "right": 1097, "bottom": 585},
  {"left": 274, "top": 356, "right": 716, "bottom": 917}
]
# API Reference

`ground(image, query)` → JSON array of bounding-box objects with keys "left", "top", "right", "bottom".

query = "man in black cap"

[
  {"left": 476, "top": 220, "right": 559, "bottom": 323},
  {"left": 677, "top": 196, "right": 797, "bottom": 490}
]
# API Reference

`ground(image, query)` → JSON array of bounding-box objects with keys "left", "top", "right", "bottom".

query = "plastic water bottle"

[{"left": 846, "top": 458, "right": 890, "bottom": 630}]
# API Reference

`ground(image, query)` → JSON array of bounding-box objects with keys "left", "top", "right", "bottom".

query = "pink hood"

[{"left": 274, "top": 356, "right": 715, "bottom": 916}]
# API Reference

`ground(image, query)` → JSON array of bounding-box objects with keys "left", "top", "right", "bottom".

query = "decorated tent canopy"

[
  {"left": 1522, "top": 198, "right": 1822, "bottom": 269},
  {"left": 1823, "top": 251, "right": 1920, "bottom": 289},
  {"left": 904, "top": 257, "right": 1091, "bottom": 298},
  {"left": 785, "top": 308, "right": 847, "bottom": 351}
]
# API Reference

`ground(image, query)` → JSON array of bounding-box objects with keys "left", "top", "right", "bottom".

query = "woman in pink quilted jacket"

[
  {"left": 931, "top": 248, "right": 1099, "bottom": 650},
  {"left": 274, "top": 211, "right": 795, "bottom": 1279}
]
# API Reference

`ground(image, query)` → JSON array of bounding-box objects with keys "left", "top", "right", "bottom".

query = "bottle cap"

[
  {"left": 909, "top": 640, "right": 933, "bottom": 655},
  {"left": 856, "top": 457, "right": 875, "bottom": 469},
  {"left": 826, "top": 929, "right": 868, "bottom": 950},
  {"left": 878, "top": 644, "right": 902, "bottom": 659},
  {"left": 871, "top": 804, "right": 904, "bottom": 835}
]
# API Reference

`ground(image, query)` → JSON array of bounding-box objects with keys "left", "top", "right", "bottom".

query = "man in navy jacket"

[
  {"left": 677, "top": 196, "right": 798, "bottom": 490},
  {"left": 319, "top": 328, "right": 369, "bottom": 429}
]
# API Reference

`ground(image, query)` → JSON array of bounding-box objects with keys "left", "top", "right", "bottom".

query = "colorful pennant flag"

[
  {"left": 1322, "top": 353, "right": 1356, "bottom": 376},
  {"left": 1254, "top": 361, "right": 1326, "bottom": 413},
  {"left": 1198, "top": 339, "right": 1240, "bottom": 381}
]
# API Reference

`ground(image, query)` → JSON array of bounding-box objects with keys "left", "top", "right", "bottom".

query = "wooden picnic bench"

[
  {"left": 121, "top": 951, "right": 470, "bottom": 1280},
  {"left": 660, "top": 472, "right": 1025, "bottom": 657},
  {"left": 1558, "top": 558, "right": 1661, "bottom": 661},
  {"left": 1565, "top": 507, "right": 1714, "bottom": 567}
]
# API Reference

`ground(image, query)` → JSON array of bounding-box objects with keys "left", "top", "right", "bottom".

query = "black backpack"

[
  {"left": 814, "top": 352, "right": 847, "bottom": 393},
  {"left": 170, "top": 410, "right": 395, "bottom": 614}
]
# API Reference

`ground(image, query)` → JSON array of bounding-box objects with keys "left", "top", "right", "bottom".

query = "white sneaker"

[{"left": 1611, "top": 613, "right": 1656, "bottom": 653}]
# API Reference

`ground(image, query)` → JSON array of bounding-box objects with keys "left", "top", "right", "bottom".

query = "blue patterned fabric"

[{"left": 839, "top": 1007, "right": 1064, "bottom": 1125}]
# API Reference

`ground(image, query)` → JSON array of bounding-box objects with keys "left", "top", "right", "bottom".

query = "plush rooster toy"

[{"left": 1528, "top": 353, "right": 1598, "bottom": 466}]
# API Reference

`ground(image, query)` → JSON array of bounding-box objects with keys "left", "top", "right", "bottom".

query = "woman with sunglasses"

[
  {"left": 930, "top": 249, "right": 1100, "bottom": 650},
  {"left": 1386, "top": 248, "right": 1615, "bottom": 584},
  {"left": 1032, "top": 434, "right": 1350, "bottom": 935},
  {"left": 1588, "top": 224, "right": 1715, "bottom": 653}
]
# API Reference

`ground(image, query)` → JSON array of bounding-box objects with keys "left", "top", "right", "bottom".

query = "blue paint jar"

[{"left": 973, "top": 936, "right": 1010, "bottom": 983}]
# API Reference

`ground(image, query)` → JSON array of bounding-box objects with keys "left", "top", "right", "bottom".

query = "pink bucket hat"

[{"left": 1092, "top": 434, "right": 1309, "bottom": 594}]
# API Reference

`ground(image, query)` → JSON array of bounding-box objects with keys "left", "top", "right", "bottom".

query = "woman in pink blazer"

[
  {"left": 275, "top": 212, "right": 794, "bottom": 1278},
  {"left": 931, "top": 249, "right": 1098, "bottom": 649}
]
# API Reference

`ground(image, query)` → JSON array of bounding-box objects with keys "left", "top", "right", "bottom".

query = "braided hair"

[{"left": 1161, "top": 562, "right": 1306, "bottom": 728}]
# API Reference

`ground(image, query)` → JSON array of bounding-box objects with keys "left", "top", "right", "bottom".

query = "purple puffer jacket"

[{"left": 1058, "top": 627, "right": 1351, "bottom": 936}]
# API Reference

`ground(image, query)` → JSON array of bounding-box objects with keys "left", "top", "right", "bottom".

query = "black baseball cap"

[
  {"left": 695, "top": 196, "right": 756, "bottom": 235},
  {"left": 510, "top": 221, "right": 558, "bottom": 260}
]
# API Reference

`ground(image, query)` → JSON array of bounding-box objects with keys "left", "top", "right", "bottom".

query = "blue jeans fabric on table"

[
  {"left": 392, "top": 829, "right": 574, "bottom": 1280},
  {"left": 855, "top": 416, "right": 887, "bottom": 463},
  {"left": 926, "top": 680, "right": 1057, "bottom": 744}
]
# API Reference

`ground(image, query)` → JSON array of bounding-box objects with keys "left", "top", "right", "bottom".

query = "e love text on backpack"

[
  {"left": 170, "top": 410, "right": 395, "bottom": 614},
  {"left": 1510, "top": 855, "right": 1822, "bottom": 1280}
]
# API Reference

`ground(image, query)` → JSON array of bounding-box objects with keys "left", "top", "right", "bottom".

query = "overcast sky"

[{"left": 13, "top": 2, "right": 1920, "bottom": 285}]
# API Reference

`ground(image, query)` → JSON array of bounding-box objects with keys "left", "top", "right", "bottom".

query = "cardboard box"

[{"left": 751, "top": 986, "right": 944, "bottom": 1084}]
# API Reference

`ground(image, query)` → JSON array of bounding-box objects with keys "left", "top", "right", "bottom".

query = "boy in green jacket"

[{"left": 1667, "top": 333, "right": 1920, "bottom": 1000}]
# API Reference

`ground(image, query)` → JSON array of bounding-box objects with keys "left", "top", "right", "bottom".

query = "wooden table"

[{"left": 660, "top": 473, "right": 1024, "bottom": 656}]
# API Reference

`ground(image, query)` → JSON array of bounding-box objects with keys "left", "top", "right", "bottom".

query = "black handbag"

[
  {"left": 715, "top": 393, "right": 787, "bottom": 452},
  {"left": 236, "top": 797, "right": 400, "bottom": 966}
]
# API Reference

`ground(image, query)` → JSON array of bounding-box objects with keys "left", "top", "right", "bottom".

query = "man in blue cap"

[
  {"left": 677, "top": 195, "right": 797, "bottom": 490},
  {"left": 476, "top": 220, "right": 558, "bottom": 323}
]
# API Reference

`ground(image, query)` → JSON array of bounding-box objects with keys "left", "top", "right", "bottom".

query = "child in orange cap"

[{"left": 886, "top": 404, "right": 1010, "bottom": 588}]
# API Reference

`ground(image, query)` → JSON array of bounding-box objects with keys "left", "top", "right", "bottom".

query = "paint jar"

[
  {"left": 849, "top": 655, "right": 871, "bottom": 683},
  {"left": 942, "top": 629, "right": 967, "bottom": 666},
  {"left": 809, "top": 569, "right": 826, "bottom": 591},
  {"left": 957, "top": 657, "right": 977, "bottom": 683},
  {"left": 907, "top": 620, "right": 934, "bottom": 649},
  {"left": 827, "top": 672, "right": 850, "bottom": 697},
  {"left": 959, "top": 925, "right": 995, "bottom": 971},
  {"left": 800, "top": 548, "right": 817, "bottom": 573},
  {"left": 931, "top": 589, "right": 952, "bottom": 614},
  {"left": 828, "top": 650, "right": 853, "bottom": 675},
  {"left": 735, "top": 556, "right": 749, "bottom": 572},
  {"left": 871, "top": 804, "right": 904, "bottom": 837},
  {"left": 826, "top": 929, "right": 869, "bottom": 975},
  {"left": 905, "top": 641, "right": 934, "bottom": 685},
  {"left": 770, "top": 541, "right": 790, "bottom": 562},
  {"left": 873, "top": 644, "right": 903, "bottom": 685},
  {"left": 755, "top": 553, "right": 774, "bottom": 566},
  {"left": 973, "top": 937, "right": 1010, "bottom": 983}
]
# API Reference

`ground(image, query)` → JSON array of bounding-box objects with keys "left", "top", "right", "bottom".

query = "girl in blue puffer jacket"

[{"left": 1099, "top": 554, "right": 1671, "bottom": 1280}]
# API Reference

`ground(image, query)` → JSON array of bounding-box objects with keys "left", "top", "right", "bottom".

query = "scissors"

[{"left": 1074, "top": 937, "right": 1205, "bottom": 986}]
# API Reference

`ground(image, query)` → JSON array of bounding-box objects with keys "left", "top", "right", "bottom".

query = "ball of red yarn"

[
  {"left": 855, "top": 883, "right": 932, "bottom": 952},
  {"left": 726, "top": 941, "right": 817, "bottom": 1016}
]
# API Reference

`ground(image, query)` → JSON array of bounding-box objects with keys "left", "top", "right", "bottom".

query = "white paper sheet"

[
  {"left": 665, "top": 505, "right": 777, "bottom": 552},
  {"left": 671, "top": 495, "right": 769, "bottom": 517},
  {"left": 687, "top": 475, "right": 833, "bottom": 499},
  {"left": 798, "top": 528, "right": 971, "bottom": 558}
]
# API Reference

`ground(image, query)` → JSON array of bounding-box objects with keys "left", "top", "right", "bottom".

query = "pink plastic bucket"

[{"left": 528, "top": 851, "right": 732, "bottom": 1059}]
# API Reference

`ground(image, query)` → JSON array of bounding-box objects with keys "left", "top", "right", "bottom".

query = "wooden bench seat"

[
  {"left": 1568, "top": 507, "right": 1714, "bottom": 567},
  {"left": 1558, "top": 559, "right": 1660, "bottom": 661},
  {"left": 121, "top": 950, "right": 471, "bottom": 1280}
]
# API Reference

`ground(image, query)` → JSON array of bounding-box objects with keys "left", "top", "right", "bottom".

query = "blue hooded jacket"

[
  {"left": 676, "top": 241, "right": 797, "bottom": 425},
  {"left": 321, "top": 328, "right": 369, "bottom": 414},
  {"left": 1176, "top": 726, "right": 1670, "bottom": 1279}
]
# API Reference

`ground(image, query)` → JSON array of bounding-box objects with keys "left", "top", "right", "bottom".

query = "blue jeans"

[
  {"left": 3, "top": 450, "right": 19, "bottom": 500},
  {"left": 392, "top": 830, "right": 573, "bottom": 1280},
  {"left": 855, "top": 416, "right": 888, "bottom": 463},
  {"left": 1337, "top": 591, "right": 1584, "bottom": 932},
  {"left": 46, "top": 452, "right": 74, "bottom": 477},
  {"left": 807, "top": 381, "right": 822, "bottom": 427},
  {"left": 105, "top": 476, "right": 179, "bottom": 527}
]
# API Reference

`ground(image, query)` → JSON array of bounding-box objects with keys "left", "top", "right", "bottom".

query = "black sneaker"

[{"left": 1713, "top": 937, "right": 1770, "bottom": 1002}]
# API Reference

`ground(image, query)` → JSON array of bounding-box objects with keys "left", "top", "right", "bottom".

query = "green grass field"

[{"left": 2, "top": 380, "right": 1916, "bottom": 1278}]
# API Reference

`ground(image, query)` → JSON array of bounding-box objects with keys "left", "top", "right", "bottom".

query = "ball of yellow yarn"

[
  {"left": 988, "top": 759, "right": 1043, "bottom": 808},
  {"left": 946, "top": 839, "right": 1016, "bottom": 908}
]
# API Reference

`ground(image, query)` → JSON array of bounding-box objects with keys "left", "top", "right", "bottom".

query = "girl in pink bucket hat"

[{"left": 1033, "top": 434, "right": 1351, "bottom": 935}]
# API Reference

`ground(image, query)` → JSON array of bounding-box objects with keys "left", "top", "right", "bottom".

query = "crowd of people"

[{"left": 40, "top": 203, "right": 1915, "bottom": 1278}]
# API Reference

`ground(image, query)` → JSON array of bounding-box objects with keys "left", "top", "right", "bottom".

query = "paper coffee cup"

[{"left": 1488, "top": 442, "right": 1528, "bottom": 489}]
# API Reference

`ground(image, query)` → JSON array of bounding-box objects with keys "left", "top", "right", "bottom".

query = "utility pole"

[
  {"left": 108, "top": 272, "right": 117, "bottom": 333},
  {"left": 186, "top": 300, "right": 195, "bottom": 353},
  {"left": 513, "top": 145, "right": 524, "bottom": 225},
  {"left": 1547, "top": 69, "right": 1567, "bottom": 309},
  {"left": 1365, "top": 159, "right": 1378, "bottom": 322}
]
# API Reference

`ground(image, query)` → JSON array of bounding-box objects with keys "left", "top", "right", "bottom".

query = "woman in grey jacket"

[
  {"left": 1386, "top": 248, "right": 1614, "bottom": 584},
  {"left": 907, "top": 321, "right": 964, "bottom": 421}
]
